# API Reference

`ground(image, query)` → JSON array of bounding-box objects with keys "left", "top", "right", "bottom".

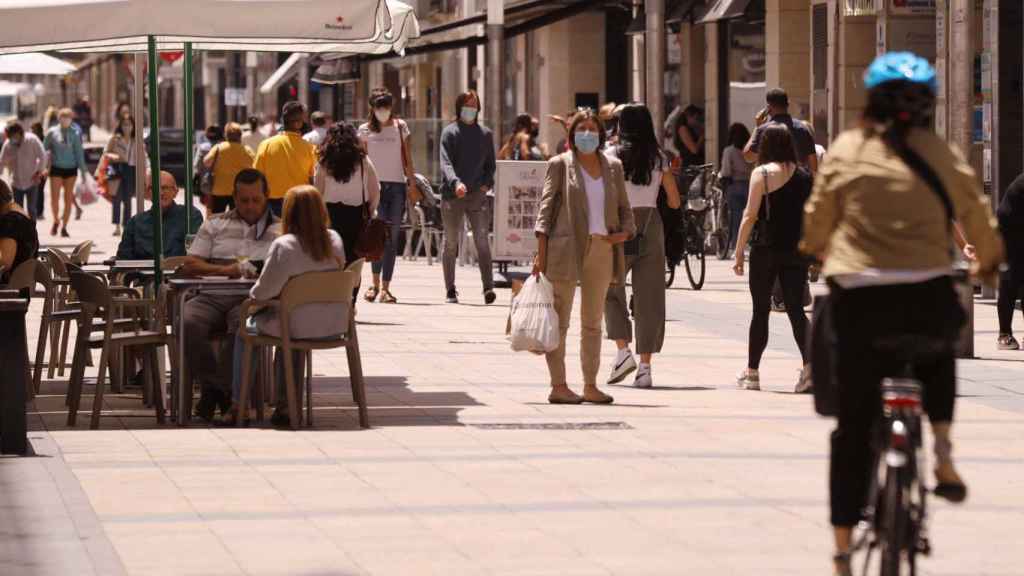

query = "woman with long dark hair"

[
  {"left": 499, "top": 113, "right": 545, "bottom": 161},
  {"left": 720, "top": 123, "right": 753, "bottom": 256},
  {"left": 732, "top": 124, "right": 813, "bottom": 392},
  {"left": 672, "top": 105, "right": 705, "bottom": 167},
  {"left": 315, "top": 122, "right": 381, "bottom": 268},
  {"left": 103, "top": 115, "right": 138, "bottom": 235},
  {"left": 801, "top": 53, "right": 1003, "bottom": 575},
  {"left": 603, "top": 104, "right": 681, "bottom": 388},
  {"left": 357, "top": 87, "right": 420, "bottom": 303}
]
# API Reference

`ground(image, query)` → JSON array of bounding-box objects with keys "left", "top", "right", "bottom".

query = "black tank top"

[{"left": 757, "top": 166, "right": 812, "bottom": 252}]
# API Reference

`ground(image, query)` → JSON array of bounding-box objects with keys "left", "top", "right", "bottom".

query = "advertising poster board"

[{"left": 493, "top": 160, "right": 547, "bottom": 261}]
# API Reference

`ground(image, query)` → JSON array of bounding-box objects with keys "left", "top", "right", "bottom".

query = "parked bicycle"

[{"left": 663, "top": 163, "right": 715, "bottom": 290}]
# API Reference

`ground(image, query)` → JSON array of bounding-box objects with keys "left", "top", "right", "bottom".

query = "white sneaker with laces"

[
  {"left": 607, "top": 349, "right": 637, "bottom": 384},
  {"left": 737, "top": 369, "right": 760, "bottom": 391},
  {"left": 633, "top": 364, "right": 652, "bottom": 389}
]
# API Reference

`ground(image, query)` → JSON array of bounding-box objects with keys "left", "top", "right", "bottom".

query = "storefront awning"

[
  {"left": 260, "top": 53, "right": 306, "bottom": 94},
  {"left": 667, "top": 0, "right": 706, "bottom": 24},
  {"left": 698, "top": 0, "right": 753, "bottom": 23}
]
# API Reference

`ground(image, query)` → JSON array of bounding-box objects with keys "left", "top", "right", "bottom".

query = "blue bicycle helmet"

[{"left": 864, "top": 52, "right": 937, "bottom": 92}]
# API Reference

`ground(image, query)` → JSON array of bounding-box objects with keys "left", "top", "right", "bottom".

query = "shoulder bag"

[
  {"left": 200, "top": 145, "right": 219, "bottom": 197},
  {"left": 354, "top": 158, "right": 389, "bottom": 262}
]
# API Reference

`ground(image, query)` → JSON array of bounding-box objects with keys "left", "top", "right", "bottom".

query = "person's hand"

[
  {"left": 239, "top": 260, "right": 258, "bottom": 279},
  {"left": 733, "top": 251, "right": 745, "bottom": 276},
  {"left": 755, "top": 108, "right": 770, "bottom": 126},
  {"left": 223, "top": 263, "right": 243, "bottom": 279},
  {"left": 531, "top": 253, "right": 545, "bottom": 278},
  {"left": 480, "top": 185, "right": 490, "bottom": 195},
  {"left": 456, "top": 183, "right": 467, "bottom": 198},
  {"left": 962, "top": 244, "right": 977, "bottom": 261}
]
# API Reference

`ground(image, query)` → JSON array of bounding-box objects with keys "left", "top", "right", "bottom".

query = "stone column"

[{"left": 766, "top": 0, "right": 812, "bottom": 120}]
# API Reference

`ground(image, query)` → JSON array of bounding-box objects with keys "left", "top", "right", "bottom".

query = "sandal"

[
  {"left": 380, "top": 290, "right": 397, "bottom": 304},
  {"left": 363, "top": 286, "right": 379, "bottom": 302}
]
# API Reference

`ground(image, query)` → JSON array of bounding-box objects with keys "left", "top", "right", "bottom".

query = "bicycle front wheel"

[
  {"left": 684, "top": 244, "right": 706, "bottom": 290},
  {"left": 880, "top": 463, "right": 909, "bottom": 576}
]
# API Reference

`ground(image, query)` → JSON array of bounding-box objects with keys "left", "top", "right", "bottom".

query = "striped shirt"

[{"left": 187, "top": 208, "right": 281, "bottom": 263}]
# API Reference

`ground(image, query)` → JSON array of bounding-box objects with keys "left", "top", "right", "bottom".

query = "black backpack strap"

[{"left": 896, "top": 144, "right": 954, "bottom": 229}]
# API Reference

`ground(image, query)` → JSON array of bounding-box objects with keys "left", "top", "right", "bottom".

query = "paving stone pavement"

[{"left": 2, "top": 200, "right": 1023, "bottom": 575}]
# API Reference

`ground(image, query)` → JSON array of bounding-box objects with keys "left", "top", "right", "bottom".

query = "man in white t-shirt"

[{"left": 303, "top": 111, "right": 329, "bottom": 147}]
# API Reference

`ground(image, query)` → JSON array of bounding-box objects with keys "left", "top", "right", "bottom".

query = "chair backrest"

[
  {"left": 6, "top": 259, "right": 37, "bottom": 292},
  {"left": 69, "top": 270, "right": 112, "bottom": 313},
  {"left": 70, "top": 241, "right": 93, "bottom": 265},
  {"left": 278, "top": 259, "right": 363, "bottom": 339},
  {"left": 46, "top": 248, "right": 72, "bottom": 278},
  {"left": 34, "top": 258, "right": 53, "bottom": 289}
]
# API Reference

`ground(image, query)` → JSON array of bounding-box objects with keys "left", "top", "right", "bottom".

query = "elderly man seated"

[
  {"left": 182, "top": 168, "right": 280, "bottom": 422},
  {"left": 115, "top": 170, "right": 203, "bottom": 260}
]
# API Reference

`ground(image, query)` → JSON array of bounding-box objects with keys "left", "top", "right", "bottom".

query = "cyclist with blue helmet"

[{"left": 801, "top": 52, "right": 1004, "bottom": 575}]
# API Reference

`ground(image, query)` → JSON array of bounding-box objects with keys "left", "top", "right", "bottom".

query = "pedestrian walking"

[
  {"left": 672, "top": 105, "right": 705, "bottom": 168},
  {"left": 358, "top": 88, "right": 420, "bottom": 303},
  {"left": 43, "top": 108, "right": 87, "bottom": 237},
  {"left": 996, "top": 171, "right": 1024, "bottom": 350},
  {"left": 254, "top": 101, "right": 317, "bottom": 216},
  {"left": 533, "top": 108, "right": 636, "bottom": 405},
  {"left": 439, "top": 90, "right": 497, "bottom": 304},
  {"left": 242, "top": 115, "right": 267, "bottom": 152},
  {"left": 203, "top": 122, "right": 255, "bottom": 214},
  {"left": 316, "top": 122, "right": 381, "bottom": 267},
  {"left": 29, "top": 122, "right": 45, "bottom": 221},
  {"left": 800, "top": 52, "right": 1004, "bottom": 576},
  {"left": 603, "top": 104, "right": 682, "bottom": 389},
  {"left": 303, "top": 111, "right": 329, "bottom": 147},
  {"left": 744, "top": 88, "right": 817, "bottom": 173},
  {"left": 194, "top": 124, "right": 223, "bottom": 211},
  {"left": 498, "top": 113, "right": 545, "bottom": 161},
  {"left": 1, "top": 121, "right": 47, "bottom": 220},
  {"left": 719, "top": 123, "right": 753, "bottom": 256},
  {"left": 72, "top": 96, "right": 93, "bottom": 142},
  {"left": 732, "top": 124, "right": 813, "bottom": 392},
  {"left": 103, "top": 115, "right": 138, "bottom": 235}
]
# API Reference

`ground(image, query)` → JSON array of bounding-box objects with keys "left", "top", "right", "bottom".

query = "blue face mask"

[
  {"left": 574, "top": 130, "right": 600, "bottom": 154},
  {"left": 459, "top": 106, "right": 478, "bottom": 124}
]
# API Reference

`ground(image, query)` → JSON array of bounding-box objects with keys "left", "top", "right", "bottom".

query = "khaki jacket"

[
  {"left": 801, "top": 128, "right": 1004, "bottom": 277},
  {"left": 535, "top": 151, "right": 636, "bottom": 285}
]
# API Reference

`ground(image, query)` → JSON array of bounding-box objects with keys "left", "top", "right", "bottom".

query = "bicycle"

[
  {"left": 664, "top": 163, "right": 713, "bottom": 290},
  {"left": 706, "top": 170, "right": 731, "bottom": 261},
  {"left": 846, "top": 334, "right": 949, "bottom": 576}
]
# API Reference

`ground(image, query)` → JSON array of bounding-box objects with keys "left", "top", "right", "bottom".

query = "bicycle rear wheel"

[
  {"left": 666, "top": 260, "right": 676, "bottom": 288},
  {"left": 684, "top": 245, "right": 706, "bottom": 290},
  {"left": 880, "top": 463, "right": 909, "bottom": 576}
]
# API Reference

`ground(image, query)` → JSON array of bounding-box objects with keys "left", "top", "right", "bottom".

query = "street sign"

[
  {"left": 493, "top": 160, "right": 546, "bottom": 260},
  {"left": 224, "top": 87, "right": 248, "bottom": 107},
  {"left": 889, "top": 0, "right": 937, "bottom": 15}
]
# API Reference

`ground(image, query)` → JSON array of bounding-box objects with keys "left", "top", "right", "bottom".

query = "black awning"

[
  {"left": 698, "top": 0, "right": 753, "bottom": 23},
  {"left": 365, "top": 0, "right": 615, "bottom": 61},
  {"left": 667, "top": 0, "right": 706, "bottom": 24}
]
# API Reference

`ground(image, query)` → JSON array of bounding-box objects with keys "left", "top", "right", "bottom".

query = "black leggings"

[
  {"left": 747, "top": 247, "right": 808, "bottom": 369},
  {"left": 326, "top": 201, "right": 365, "bottom": 267},
  {"left": 829, "top": 278, "right": 959, "bottom": 526},
  {"left": 997, "top": 268, "right": 1024, "bottom": 335}
]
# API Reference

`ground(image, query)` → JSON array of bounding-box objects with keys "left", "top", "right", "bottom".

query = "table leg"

[{"left": 178, "top": 289, "right": 190, "bottom": 426}]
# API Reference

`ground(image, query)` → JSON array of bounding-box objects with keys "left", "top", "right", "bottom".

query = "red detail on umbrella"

[{"left": 160, "top": 52, "right": 184, "bottom": 64}]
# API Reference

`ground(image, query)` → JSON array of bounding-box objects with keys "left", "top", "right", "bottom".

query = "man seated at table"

[
  {"left": 181, "top": 168, "right": 281, "bottom": 422},
  {"left": 115, "top": 170, "right": 204, "bottom": 260}
]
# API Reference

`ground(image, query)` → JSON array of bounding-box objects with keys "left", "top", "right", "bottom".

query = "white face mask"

[{"left": 374, "top": 109, "right": 392, "bottom": 124}]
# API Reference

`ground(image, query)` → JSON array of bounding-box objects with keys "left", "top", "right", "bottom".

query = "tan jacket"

[
  {"left": 801, "top": 128, "right": 1004, "bottom": 277},
  {"left": 535, "top": 151, "right": 636, "bottom": 285}
]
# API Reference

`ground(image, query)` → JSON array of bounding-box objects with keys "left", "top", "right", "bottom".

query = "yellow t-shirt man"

[
  {"left": 208, "top": 141, "right": 255, "bottom": 197},
  {"left": 253, "top": 132, "right": 317, "bottom": 200}
]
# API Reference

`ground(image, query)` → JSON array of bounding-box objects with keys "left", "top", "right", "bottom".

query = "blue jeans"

[
  {"left": 14, "top": 186, "right": 39, "bottom": 220},
  {"left": 726, "top": 179, "right": 749, "bottom": 252},
  {"left": 370, "top": 182, "right": 407, "bottom": 282},
  {"left": 112, "top": 166, "right": 135, "bottom": 225}
]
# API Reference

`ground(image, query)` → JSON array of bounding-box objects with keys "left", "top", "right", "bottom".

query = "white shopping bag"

[
  {"left": 75, "top": 173, "right": 100, "bottom": 205},
  {"left": 509, "top": 274, "right": 559, "bottom": 354}
]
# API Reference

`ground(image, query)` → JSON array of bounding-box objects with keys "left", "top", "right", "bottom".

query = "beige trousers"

[{"left": 546, "top": 239, "right": 614, "bottom": 387}]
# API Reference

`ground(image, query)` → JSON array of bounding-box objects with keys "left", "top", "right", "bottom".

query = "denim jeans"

[
  {"left": 112, "top": 166, "right": 135, "bottom": 225},
  {"left": 370, "top": 182, "right": 407, "bottom": 282},
  {"left": 13, "top": 186, "right": 39, "bottom": 220},
  {"left": 726, "top": 179, "right": 748, "bottom": 252}
]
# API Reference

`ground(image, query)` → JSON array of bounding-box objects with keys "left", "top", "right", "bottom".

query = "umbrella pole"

[
  {"left": 148, "top": 36, "right": 163, "bottom": 286},
  {"left": 184, "top": 43, "right": 194, "bottom": 235}
]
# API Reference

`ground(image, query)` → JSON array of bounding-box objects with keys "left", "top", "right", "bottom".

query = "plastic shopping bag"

[
  {"left": 75, "top": 173, "right": 100, "bottom": 206},
  {"left": 509, "top": 274, "right": 559, "bottom": 354}
]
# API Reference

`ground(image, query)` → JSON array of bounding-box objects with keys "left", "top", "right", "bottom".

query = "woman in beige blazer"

[{"left": 533, "top": 109, "right": 636, "bottom": 404}]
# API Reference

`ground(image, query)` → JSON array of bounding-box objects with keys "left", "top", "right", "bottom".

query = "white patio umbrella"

[
  {"left": 0, "top": 0, "right": 418, "bottom": 286},
  {"left": 0, "top": 52, "right": 76, "bottom": 75}
]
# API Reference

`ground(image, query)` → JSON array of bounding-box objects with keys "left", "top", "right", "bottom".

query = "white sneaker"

[
  {"left": 737, "top": 369, "right": 760, "bottom": 391},
  {"left": 607, "top": 349, "right": 637, "bottom": 384},
  {"left": 633, "top": 364, "right": 652, "bottom": 389}
]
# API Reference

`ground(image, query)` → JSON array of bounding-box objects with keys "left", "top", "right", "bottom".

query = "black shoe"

[
  {"left": 446, "top": 288, "right": 459, "bottom": 304},
  {"left": 75, "top": 205, "right": 83, "bottom": 220},
  {"left": 484, "top": 290, "right": 496, "bottom": 305},
  {"left": 270, "top": 409, "right": 290, "bottom": 429},
  {"left": 125, "top": 369, "right": 145, "bottom": 389},
  {"left": 60, "top": 227, "right": 70, "bottom": 238},
  {"left": 194, "top": 393, "right": 218, "bottom": 423}
]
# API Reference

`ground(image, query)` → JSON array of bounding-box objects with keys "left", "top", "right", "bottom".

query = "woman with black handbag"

[
  {"left": 603, "top": 104, "right": 681, "bottom": 388},
  {"left": 801, "top": 53, "right": 1004, "bottom": 576},
  {"left": 732, "top": 124, "right": 813, "bottom": 392},
  {"left": 314, "top": 123, "right": 381, "bottom": 268}
]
